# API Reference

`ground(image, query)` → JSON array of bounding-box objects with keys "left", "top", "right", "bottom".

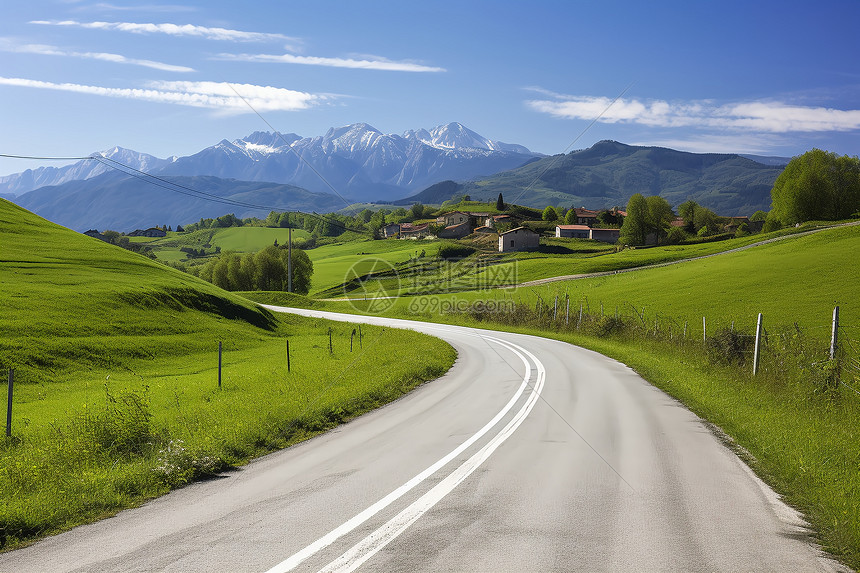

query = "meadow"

[
  {"left": 0, "top": 199, "right": 455, "bottom": 549},
  {"left": 252, "top": 221, "right": 860, "bottom": 568}
]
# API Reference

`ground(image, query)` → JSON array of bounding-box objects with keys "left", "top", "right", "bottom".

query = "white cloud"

[
  {"left": 30, "top": 20, "right": 297, "bottom": 44},
  {"left": 0, "top": 76, "right": 325, "bottom": 112},
  {"left": 630, "top": 135, "right": 784, "bottom": 155},
  {"left": 217, "top": 52, "right": 445, "bottom": 73},
  {"left": 0, "top": 40, "right": 193, "bottom": 72},
  {"left": 527, "top": 92, "right": 860, "bottom": 133}
]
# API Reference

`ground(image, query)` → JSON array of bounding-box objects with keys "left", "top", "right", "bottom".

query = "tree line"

[{"left": 189, "top": 245, "right": 313, "bottom": 294}]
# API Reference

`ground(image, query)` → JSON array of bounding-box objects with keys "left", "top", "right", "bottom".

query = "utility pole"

[{"left": 288, "top": 223, "right": 293, "bottom": 293}]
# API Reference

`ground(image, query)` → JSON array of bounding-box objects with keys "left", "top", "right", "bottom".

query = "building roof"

[
  {"left": 400, "top": 223, "right": 429, "bottom": 233},
  {"left": 474, "top": 225, "right": 495, "bottom": 233},
  {"left": 574, "top": 207, "right": 600, "bottom": 217},
  {"left": 499, "top": 226, "right": 539, "bottom": 236},
  {"left": 556, "top": 224, "right": 591, "bottom": 230},
  {"left": 590, "top": 227, "right": 620, "bottom": 233}
]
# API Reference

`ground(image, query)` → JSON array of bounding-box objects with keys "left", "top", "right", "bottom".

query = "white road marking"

[
  {"left": 317, "top": 336, "right": 546, "bottom": 573},
  {"left": 264, "top": 335, "right": 536, "bottom": 573}
]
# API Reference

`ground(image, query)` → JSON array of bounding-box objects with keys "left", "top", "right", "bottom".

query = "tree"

[
  {"left": 645, "top": 196, "right": 675, "bottom": 244},
  {"left": 496, "top": 193, "right": 505, "bottom": 211},
  {"left": 410, "top": 203, "right": 425, "bottom": 220},
  {"left": 563, "top": 208, "right": 577, "bottom": 225},
  {"left": 678, "top": 200, "right": 699, "bottom": 233},
  {"left": 542, "top": 206, "right": 559, "bottom": 222},
  {"left": 770, "top": 148, "right": 860, "bottom": 226},
  {"left": 750, "top": 210, "right": 767, "bottom": 222},
  {"left": 619, "top": 194, "right": 648, "bottom": 245}
]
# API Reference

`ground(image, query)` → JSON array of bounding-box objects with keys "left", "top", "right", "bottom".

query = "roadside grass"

[
  {"left": 406, "top": 223, "right": 860, "bottom": 342},
  {"left": 300, "top": 222, "right": 860, "bottom": 569},
  {"left": 1, "top": 322, "right": 454, "bottom": 551},
  {"left": 0, "top": 199, "right": 456, "bottom": 550}
]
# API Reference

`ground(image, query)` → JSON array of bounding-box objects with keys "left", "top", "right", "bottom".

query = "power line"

[
  {"left": 225, "top": 83, "right": 359, "bottom": 218},
  {"left": 0, "top": 151, "right": 370, "bottom": 235},
  {"left": 510, "top": 82, "right": 634, "bottom": 207}
]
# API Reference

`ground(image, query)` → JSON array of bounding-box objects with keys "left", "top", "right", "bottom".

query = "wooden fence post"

[
  {"left": 753, "top": 313, "right": 763, "bottom": 376},
  {"left": 218, "top": 341, "right": 222, "bottom": 389},
  {"left": 6, "top": 369, "right": 13, "bottom": 438},
  {"left": 703, "top": 316, "right": 707, "bottom": 343},
  {"left": 831, "top": 306, "right": 840, "bottom": 360},
  {"left": 565, "top": 296, "right": 570, "bottom": 326},
  {"left": 286, "top": 339, "right": 291, "bottom": 373}
]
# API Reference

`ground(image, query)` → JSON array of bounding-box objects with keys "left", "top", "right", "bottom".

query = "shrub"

[
  {"left": 706, "top": 327, "right": 753, "bottom": 366},
  {"left": 438, "top": 244, "right": 476, "bottom": 260}
]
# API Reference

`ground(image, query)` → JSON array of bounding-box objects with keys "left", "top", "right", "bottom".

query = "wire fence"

[{"left": 448, "top": 293, "right": 858, "bottom": 398}]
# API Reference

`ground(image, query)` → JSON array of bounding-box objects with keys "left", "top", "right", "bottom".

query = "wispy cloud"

[
  {"left": 0, "top": 76, "right": 326, "bottom": 112},
  {"left": 0, "top": 40, "right": 193, "bottom": 72},
  {"left": 74, "top": 3, "right": 197, "bottom": 12},
  {"left": 31, "top": 20, "right": 297, "bottom": 44},
  {"left": 631, "top": 134, "right": 785, "bottom": 155},
  {"left": 526, "top": 91, "right": 860, "bottom": 133},
  {"left": 217, "top": 51, "right": 445, "bottom": 72}
]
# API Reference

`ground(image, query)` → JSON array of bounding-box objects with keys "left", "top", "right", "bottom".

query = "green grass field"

[
  {"left": 304, "top": 221, "right": 860, "bottom": 569},
  {"left": 307, "top": 237, "right": 441, "bottom": 295},
  {"left": 0, "top": 199, "right": 455, "bottom": 550}
]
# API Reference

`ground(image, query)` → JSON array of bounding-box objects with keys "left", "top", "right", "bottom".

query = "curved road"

[{"left": 1, "top": 309, "right": 844, "bottom": 572}]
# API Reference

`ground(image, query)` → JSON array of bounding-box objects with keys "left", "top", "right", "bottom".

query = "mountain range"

[
  {"left": 0, "top": 122, "right": 539, "bottom": 203},
  {"left": 2, "top": 124, "right": 790, "bottom": 231}
]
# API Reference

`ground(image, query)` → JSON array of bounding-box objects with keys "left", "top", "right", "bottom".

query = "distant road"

[
  {"left": 519, "top": 221, "right": 860, "bottom": 288},
  {"left": 0, "top": 309, "right": 844, "bottom": 572}
]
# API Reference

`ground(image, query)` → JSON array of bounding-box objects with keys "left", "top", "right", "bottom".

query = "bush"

[
  {"left": 438, "top": 244, "right": 476, "bottom": 260},
  {"left": 706, "top": 328, "right": 753, "bottom": 366}
]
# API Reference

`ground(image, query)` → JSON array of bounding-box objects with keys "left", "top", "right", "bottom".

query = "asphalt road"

[{"left": 0, "top": 308, "right": 845, "bottom": 572}]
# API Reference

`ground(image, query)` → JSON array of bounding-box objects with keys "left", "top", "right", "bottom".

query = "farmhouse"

[
  {"left": 128, "top": 228, "right": 166, "bottom": 238},
  {"left": 589, "top": 228, "right": 621, "bottom": 243},
  {"left": 399, "top": 222, "right": 430, "bottom": 239},
  {"left": 572, "top": 207, "right": 600, "bottom": 226},
  {"left": 436, "top": 211, "right": 471, "bottom": 227},
  {"left": 83, "top": 229, "right": 108, "bottom": 242},
  {"left": 382, "top": 223, "right": 400, "bottom": 238},
  {"left": 499, "top": 226, "right": 540, "bottom": 252},
  {"left": 438, "top": 222, "right": 472, "bottom": 239},
  {"left": 555, "top": 224, "right": 591, "bottom": 239}
]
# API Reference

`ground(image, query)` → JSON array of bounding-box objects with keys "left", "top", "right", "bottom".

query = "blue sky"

[{"left": 1, "top": 0, "right": 859, "bottom": 176}]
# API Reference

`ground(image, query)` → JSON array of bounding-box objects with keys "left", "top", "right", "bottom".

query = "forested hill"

[{"left": 401, "top": 140, "right": 787, "bottom": 215}]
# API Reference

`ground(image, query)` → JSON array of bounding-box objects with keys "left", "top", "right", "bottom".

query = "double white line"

[{"left": 265, "top": 334, "right": 547, "bottom": 573}]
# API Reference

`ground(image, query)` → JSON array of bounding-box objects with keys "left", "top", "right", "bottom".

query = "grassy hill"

[
  {"left": 457, "top": 140, "right": 784, "bottom": 215},
  {"left": 0, "top": 199, "right": 454, "bottom": 549}
]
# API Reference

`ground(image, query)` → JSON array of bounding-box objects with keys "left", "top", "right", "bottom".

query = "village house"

[
  {"left": 436, "top": 211, "right": 471, "bottom": 227},
  {"left": 128, "top": 228, "right": 166, "bottom": 238},
  {"left": 399, "top": 222, "right": 430, "bottom": 239},
  {"left": 556, "top": 225, "right": 621, "bottom": 243},
  {"left": 83, "top": 229, "right": 108, "bottom": 242},
  {"left": 499, "top": 226, "right": 540, "bottom": 252},
  {"left": 382, "top": 223, "right": 400, "bottom": 238},
  {"left": 589, "top": 228, "right": 621, "bottom": 243},
  {"left": 572, "top": 207, "right": 600, "bottom": 226},
  {"left": 555, "top": 224, "right": 591, "bottom": 239},
  {"left": 438, "top": 222, "right": 472, "bottom": 239}
]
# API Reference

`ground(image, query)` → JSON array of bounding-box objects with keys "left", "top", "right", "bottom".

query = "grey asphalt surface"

[{"left": 0, "top": 308, "right": 845, "bottom": 572}]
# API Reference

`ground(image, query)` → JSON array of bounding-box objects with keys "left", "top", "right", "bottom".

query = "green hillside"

[
  {"left": 457, "top": 140, "right": 784, "bottom": 215},
  {"left": 0, "top": 199, "right": 454, "bottom": 549}
]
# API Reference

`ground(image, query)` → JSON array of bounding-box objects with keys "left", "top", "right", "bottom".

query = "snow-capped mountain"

[
  {"left": 0, "top": 122, "right": 539, "bottom": 203},
  {"left": 153, "top": 122, "right": 539, "bottom": 202},
  {"left": 404, "top": 122, "right": 532, "bottom": 154},
  {"left": 0, "top": 147, "right": 175, "bottom": 196}
]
